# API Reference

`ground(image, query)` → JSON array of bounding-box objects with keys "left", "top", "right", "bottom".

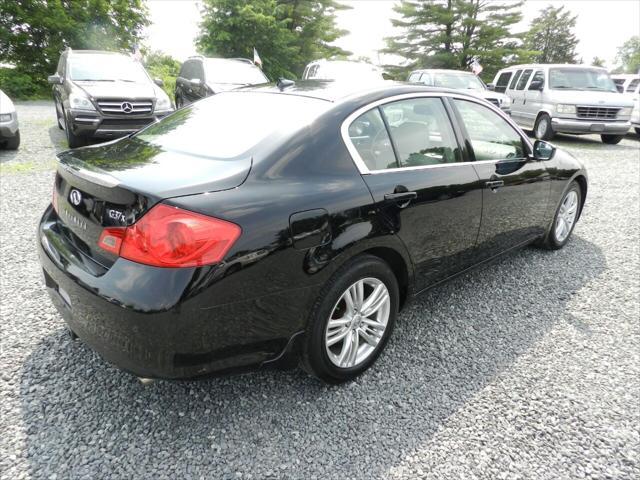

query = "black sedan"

[{"left": 38, "top": 82, "right": 587, "bottom": 383}]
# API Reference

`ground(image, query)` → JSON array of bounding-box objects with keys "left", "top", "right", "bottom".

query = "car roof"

[
  {"left": 240, "top": 79, "right": 478, "bottom": 104},
  {"left": 498, "top": 64, "right": 608, "bottom": 71},
  {"left": 67, "top": 50, "right": 127, "bottom": 56},
  {"left": 411, "top": 69, "right": 475, "bottom": 75}
]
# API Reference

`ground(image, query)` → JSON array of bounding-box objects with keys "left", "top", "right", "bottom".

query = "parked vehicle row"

[
  {"left": 38, "top": 81, "right": 587, "bottom": 383},
  {"left": 490, "top": 64, "right": 633, "bottom": 144},
  {"left": 0, "top": 89, "right": 20, "bottom": 150},
  {"left": 407, "top": 69, "right": 512, "bottom": 114}
]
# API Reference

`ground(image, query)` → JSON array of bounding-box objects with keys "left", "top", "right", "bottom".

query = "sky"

[{"left": 145, "top": 0, "right": 640, "bottom": 69}]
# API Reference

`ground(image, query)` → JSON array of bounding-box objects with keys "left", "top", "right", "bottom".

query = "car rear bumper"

[
  {"left": 0, "top": 115, "right": 19, "bottom": 138},
  {"left": 68, "top": 109, "right": 172, "bottom": 139},
  {"left": 37, "top": 205, "right": 308, "bottom": 379},
  {"left": 551, "top": 118, "right": 631, "bottom": 135}
]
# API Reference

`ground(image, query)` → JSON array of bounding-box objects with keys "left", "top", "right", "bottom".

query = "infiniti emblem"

[
  {"left": 121, "top": 102, "right": 133, "bottom": 113},
  {"left": 69, "top": 189, "right": 82, "bottom": 206}
]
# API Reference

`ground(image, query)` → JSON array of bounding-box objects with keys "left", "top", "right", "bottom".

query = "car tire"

[
  {"left": 55, "top": 102, "right": 64, "bottom": 130},
  {"left": 175, "top": 94, "right": 183, "bottom": 109},
  {"left": 538, "top": 181, "right": 582, "bottom": 250},
  {"left": 301, "top": 254, "right": 399, "bottom": 384},
  {"left": 64, "top": 112, "right": 85, "bottom": 148},
  {"left": 534, "top": 113, "right": 555, "bottom": 140},
  {"left": 601, "top": 134, "right": 623, "bottom": 145},
  {"left": 4, "top": 131, "right": 20, "bottom": 150}
]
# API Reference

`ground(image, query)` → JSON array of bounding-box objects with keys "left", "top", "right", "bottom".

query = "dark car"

[
  {"left": 174, "top": 56, "right": 268, "bottom": 108},
  {"left": 38, "top": 82, "right": 587, "bottom": 384},
  {"left": 48, "top": 49, "right": 174, "bottom": 148}
]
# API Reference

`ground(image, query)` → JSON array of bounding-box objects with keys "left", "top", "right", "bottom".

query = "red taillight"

[{"left": 98, "top": 204, "right": 241, "bottom": 268}]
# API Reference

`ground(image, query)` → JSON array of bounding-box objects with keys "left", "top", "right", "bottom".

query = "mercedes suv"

[{"left": 48, "top": 49, "right": 174, "bottom": 148}]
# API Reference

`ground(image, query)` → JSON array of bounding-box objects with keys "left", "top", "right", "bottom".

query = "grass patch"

[{"left": 0, "top": 160, "right": 56, "bottom": 175}]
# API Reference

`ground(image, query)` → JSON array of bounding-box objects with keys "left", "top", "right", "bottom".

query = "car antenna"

[{"left": 276, "top": 78, "right": 295, "bottom": 91}]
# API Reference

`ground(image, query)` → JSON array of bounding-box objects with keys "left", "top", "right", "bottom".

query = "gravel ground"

[{"left": 1, "top": 101, "right": 639, "bottom": 480}]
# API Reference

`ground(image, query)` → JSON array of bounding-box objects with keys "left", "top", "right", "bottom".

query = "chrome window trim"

[{"left": 340, "top": 91, "right": 532, "bottom": 175}]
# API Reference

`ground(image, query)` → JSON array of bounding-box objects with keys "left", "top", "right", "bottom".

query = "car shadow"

[
  {"left": 48, "top": 125, "right": 68, "bottom": 154},
  {"left": 20, "top": 236, "right": 605, "bottom": 478}
]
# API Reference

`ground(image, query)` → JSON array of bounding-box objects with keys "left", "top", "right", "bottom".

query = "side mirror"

[
  {"left": 486, "top": 83, "right": 495, "bottom": 91},
  {"left": 153, "top": 78, "right": 164, "bottom": 87},
  {"left": 189, "top": 78, "right": 201, "bottom": 87},
  {"left": 529, "top": 80, "right": 544, "bottom": 91},
  {"left": 48, "top": 75, "right": 63, "bottom": 85},
  {"left": 532, "top": 140, "right": 555, "bottom": 161}
]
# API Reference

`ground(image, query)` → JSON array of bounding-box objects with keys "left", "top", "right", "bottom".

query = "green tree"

[
  {"left": 591, "top": 56, "right": 606, "bottom": 68},
  {"left": 196, "top": 0, "right": 350, "bottom": 79},
  {"left": 614, "top": 36, "right": 640, "bottom": 74},
  {"left": 384, "top": 0, "right": 527, "bottom": 81},
  {"left": 144, "top": 51, "right": 181, "bottom": 99},
  {"left": 524, "top": 5, "right": 579, "bottom": 64},
  {"left": 0, "top": 0, "right": 148, "bottom": 89}
]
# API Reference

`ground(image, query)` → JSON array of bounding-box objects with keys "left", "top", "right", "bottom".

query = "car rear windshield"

[
  {"left": 69, "top": 54, "right": 150, "bottom": 83},
  {"left": 549, "top": 68, "right": 617, "bottom": 92},
  {"left": 205, "top": 60, "right": 268, "bottom": 85},
  {"left": 134, "top": 92, "right": 329, "bottom": 159},
  {"left": 432, "top": 73, "right": 485, "bottom": 91}
]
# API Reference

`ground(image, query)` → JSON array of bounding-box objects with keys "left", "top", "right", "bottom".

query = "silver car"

[
  {"left": 407, "top": 69, "right": 512, "bottom": 114},
  {"left": 0, "top": 89, "right": 20, "bottom": 150},
  {"left": 491, "top": 64, "right": 633, "bottom": 144}
]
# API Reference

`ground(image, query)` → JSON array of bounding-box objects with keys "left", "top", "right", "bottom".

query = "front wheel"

[
  {"left": 601, "top": 134, "right": 623, "bottom": 144},
  {"left": 64, "top": 112, "right": 85, "bottom": 148},
  {"left": 301, "top": 255, "right": 399, "bottom": 384},
  {"left": 534, "top": 113, "right": 555, "bottom": 140},
  {"left": 538, "top": 181, "right": 582, "bottom": 250},
  {"left": 4, "top": 131, "right": 20, "bottom": 150}
]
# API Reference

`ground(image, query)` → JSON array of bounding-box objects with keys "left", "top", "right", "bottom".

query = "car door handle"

[
  {"left": 384, "top": 191, "right": 417, "bottom": 204},
  {"left": 485, "top": 180, "right": 504, "bottom": 190}
]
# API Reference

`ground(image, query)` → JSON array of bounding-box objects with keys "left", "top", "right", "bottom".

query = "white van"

[{"left": 491, "top": 64, "right": 633, "bottom": 144}]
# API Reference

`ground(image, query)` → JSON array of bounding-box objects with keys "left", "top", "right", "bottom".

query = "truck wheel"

[
  {"left": 4, "top": 131, "right": 20, "bottom": 150},
  {"left": 534, "top": 113, "right": 555, "bottom": 140},
  {"left": 601, "top": 134, "right": 623, "bottom": 145}
]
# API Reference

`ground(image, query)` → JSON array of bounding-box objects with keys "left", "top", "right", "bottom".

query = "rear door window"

[
  {"left": 528, "top": 70, "right": 544, "bottom": 89},
  {"left": 516, "top": 69, "right": 533, "bottom": 90},
  {"left": 495, "top": 72, "right": 512, "bottom": 93},
  {"left": 348, "top": 109, "right": 397, "bottom": 170},
  {"left": 380, "top": 97, "right": 461, "bottom": 167}
]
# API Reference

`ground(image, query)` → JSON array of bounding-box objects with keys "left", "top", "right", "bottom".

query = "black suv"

[
  {"left": 48, "top": 49, "right": 174, "bottom": 148},
  {"left": 175, "top": 56, "right": 268, "bottom": 108}
]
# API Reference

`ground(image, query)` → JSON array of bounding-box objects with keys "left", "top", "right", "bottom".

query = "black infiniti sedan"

[{"left": 38, "top": 81, "right": 587, "bottom": 383}]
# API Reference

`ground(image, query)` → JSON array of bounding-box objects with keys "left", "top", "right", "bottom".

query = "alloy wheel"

[
  {"left": 555, "top": 190, "right": 578, "bottom": 243},
  {"left": 324, "top": 277, "right": 390, "bottom": 369}
]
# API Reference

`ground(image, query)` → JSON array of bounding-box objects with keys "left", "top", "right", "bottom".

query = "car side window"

[
  {"left": 627, "top": 79, "right": 640, "bottom": 92},
  {"left": 419, "top": 73, "right": 433, "bottom": 85},
  {"left": 516, "top": 69, "right": 533, "bottom": 90},
  {"left": 380, "top": 97, "right": 461, "bottom": 167},
  {"left": 348, "top": 108, "right": 398, "bottom": 171},
  {"left": 495, "top": 72, "right": 512, "bottom": 93},
  {"left": 408, "top": 72, "right": 421, "bottom": 82},
  {"left": 57, "top": 56, "right": 66, "bottom": 77},
  {"left": 508, "top": 70, "right": 523, "bottom": 90},
  {"left": 194, "top": 61, "right": 205, "bottom": 81},
  {"left": 454, "top": 99, "right": 525, "bottom": 162},
  {"left": 180, "top": 61, "right": 193, "bottom": 79},
  {"left": 528, "top": 70, "right": 544, "bottom": 90}
]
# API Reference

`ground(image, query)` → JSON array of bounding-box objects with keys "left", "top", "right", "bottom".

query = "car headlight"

[
  {"left": 0, "top": 113, "right": 12, "bottom": 122},
  {"left": 619, "top": 107, "right": 632, "bottom": 116},
  {"left": 155, "top": 94, "right": 172, "bottom": 112},
  {"left": 69, "top": 93, "right": 96, "bottom": 111},
  {"left": 556, "top": 104, "right": 576, "bottom": 114}
]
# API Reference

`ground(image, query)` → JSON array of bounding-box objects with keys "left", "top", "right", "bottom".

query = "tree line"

[{"left": 1, "top": 0, "right": 639, "bottom": 99}]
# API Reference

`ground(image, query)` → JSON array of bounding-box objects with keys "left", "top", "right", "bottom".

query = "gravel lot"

[{"left": 1, "top": 101, "right": 639, "bottom": 480}]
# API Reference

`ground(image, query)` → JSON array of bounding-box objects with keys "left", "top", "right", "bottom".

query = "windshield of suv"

[
  {"left": 433, "top": 72, "right": 485, "bottom": 90},
  {"left": 204, "top": 60, "right": 268, "bottom": 85},
  {"left": 135, "top": 92, "right": 329, "bottom": 159},
  {"left": 69, "top": 55, "right": 150, "bottom": 83},
  {"left": 549, "top": 68, "right": 617, "bottom": 92}
]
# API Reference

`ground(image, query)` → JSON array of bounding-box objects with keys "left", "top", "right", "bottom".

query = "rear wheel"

[
  {"left": 601, "top": 134, "right": 623, "bottom": 144},
  {"left": 534, "top": 113, "right": 555, "bottom": 140},
  {"left": 301, "top": 255, "right": 399, "bottom": 384},
  {"left": 538, "top": 181, "right": 581, "bottom": 250},
  {"left": 55, "top": 101, "right": 63, "bottom": 130},
  {"left": 4, "top": 131, "right": 20, "bottom": 150}
]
